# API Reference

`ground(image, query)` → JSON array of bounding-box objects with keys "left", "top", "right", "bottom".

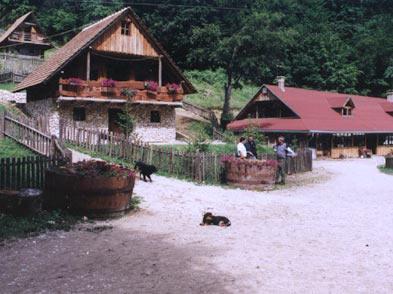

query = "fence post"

[{"left": 0, "top": 110, "right": 4, "bottom": 139}]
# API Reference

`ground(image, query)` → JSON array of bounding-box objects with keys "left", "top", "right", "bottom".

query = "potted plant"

[
  {"left": 120, "top": 88, "right": 138, "bottom": 100},
  {"left": 101, "top": 79, "right": 116, "bottom": 96},
  {"left": 144, "top": 80, "right": 158, "bottom": 98},
  {"left": 221, "top": 155, "right": 278, "bottom": 190},
  {"left": 44, "top": 161, "right": 136, "bottom": 218},
  {"left": 166, "top": 83, "right": 180, "bottom": 94},
  {"left": 67, "top": 77, "right": 84, "bottom": 94}
]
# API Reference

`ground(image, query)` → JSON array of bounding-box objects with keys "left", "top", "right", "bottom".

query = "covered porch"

[{"left": 308, "top": 133, "right": 393, "bottom": 158}]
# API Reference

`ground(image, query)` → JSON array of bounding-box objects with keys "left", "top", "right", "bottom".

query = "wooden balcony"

[
  {"left": 9, "top": 32, "right": 51, "bottom": 45},
  {"left": 58, "top": 78, "right": 184, "bottom": 103}
]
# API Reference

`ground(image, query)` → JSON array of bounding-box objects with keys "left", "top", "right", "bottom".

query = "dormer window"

[
  {"left": 121, "top": 21, "right": 131, "bottom": 36},
  {"left": 342, "top": 106, "right": 352, "bottom": 117},
  {"left": 329, "top": 97, "right": 355, "bottom": 117}
]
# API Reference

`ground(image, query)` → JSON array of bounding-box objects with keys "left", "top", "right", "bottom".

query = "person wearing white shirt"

[{"left": 236, "top": 137, "right": 247, "bottom": 158}]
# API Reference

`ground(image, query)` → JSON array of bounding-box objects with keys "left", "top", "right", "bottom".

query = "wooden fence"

[
  {"left": 0, "top": 53, "right": 44, "bottom": 77},
  {"left": 3, "top": 110, "right": 50, "bottom": 134},
  {"left": 3, "top": 114, "right": 53, "bottom": 156},
  {"left": 60, "top": 126, "right": 313, "bottom": 183},
  {"left": 0, "top": 72, "right": 27, "bottom": 83},
  {"left": 0, "top": 156, "right": 61, "bottom": 190},
  {"left": 183, "top": 101, "right": 219, "bottom": 129},
  {"left": 60, "top": 126, "right": 223, "bottom": 183}
]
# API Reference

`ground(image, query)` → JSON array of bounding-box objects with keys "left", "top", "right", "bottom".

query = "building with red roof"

[{"left": 227, "top": 77, "right": 393, "bottom": 158}]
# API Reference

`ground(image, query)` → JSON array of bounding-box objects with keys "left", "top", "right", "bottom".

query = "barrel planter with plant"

[
  {"left": 386, "top": 154, "right": 393, "bottom": 169},
  {"left": 44, "top": 161, "right": 135, "bottom": 218},
  {"left": 221, "top": 156, "right": 278, "bottom": 190}
]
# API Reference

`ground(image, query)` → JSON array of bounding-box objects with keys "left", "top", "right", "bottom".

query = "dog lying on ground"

[
  {"left": 200, "top": 212, "right": 231, "bottom": 227},
  {"left": 134, "top": 161, "right": 157, "bottom": 182}
]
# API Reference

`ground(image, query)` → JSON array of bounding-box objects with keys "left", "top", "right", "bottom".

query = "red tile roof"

[
  {"left": 14, "top": 7, "right": 196, "bottom": 94},
  {"left": 228, "top": 85, "right": 393, "bottom": 133}
]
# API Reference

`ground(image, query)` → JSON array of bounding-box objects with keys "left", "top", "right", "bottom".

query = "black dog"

[
  {"left": 200, "top": 212, "right": 231, "bottom": 227},
  {"left": 134, "top": 161, "right": 157, "bottom": 182}
]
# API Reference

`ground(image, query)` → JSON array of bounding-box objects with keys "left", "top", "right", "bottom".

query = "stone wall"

[
  {"left": 0, "top": 90, "right": 26, "bottom": 104},
  {"left": 24, "top": 98, "right": 59, "bottom": 136},
  {"left": 59, "top": 101, "right": 176, "bottom": 142}
]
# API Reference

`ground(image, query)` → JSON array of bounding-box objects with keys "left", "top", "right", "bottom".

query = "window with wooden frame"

[
  {"left": 342, "top": 106, "right": 352, "bottom": 117},
  {"left": 73, "top": 107, "right": 86, "bottom": 121},
  {"left": 150, "top": 111, "right": 160, "bottom": 123},
  {"left": 121, "top": 21, "right": 131, "bottom": 36}
]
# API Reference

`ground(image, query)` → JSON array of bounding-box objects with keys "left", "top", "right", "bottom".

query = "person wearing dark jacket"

[
  {"left": 244, "top": 136, "right": 257, "bottom": 159},
  {"left": 273, "top": 136, "right": 288, "bottom": 184}
]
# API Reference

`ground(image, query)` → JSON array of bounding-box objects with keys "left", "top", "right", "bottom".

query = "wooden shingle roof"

[
  {"left": 0, "top": 12, "right": 32, "bottom": 45},
  {"left": 14, "top": 7, "right": 196, "bottom": 94}
]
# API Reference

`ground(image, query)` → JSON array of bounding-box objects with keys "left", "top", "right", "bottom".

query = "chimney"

[
  {"left": 277, "top": 76, "right": 285, "bottom": 92},
  {"left": 387, "top": 91, "right": 393, "bottom": 103}
]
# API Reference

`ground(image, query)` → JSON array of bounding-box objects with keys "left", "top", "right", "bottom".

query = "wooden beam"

[
  {"left": 158, "top": 56, "right": 162, "bottom": 87},
  {"left": 86, "top": 50, "right": 91, "bottom": 81}
]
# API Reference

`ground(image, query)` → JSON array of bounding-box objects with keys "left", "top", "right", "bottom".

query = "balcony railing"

[
  {"left": 58, "top": 78, "right": 184, "bottom": 103},
  {"left": 9, "top": 32, "right": 50, "bottom": 45}
]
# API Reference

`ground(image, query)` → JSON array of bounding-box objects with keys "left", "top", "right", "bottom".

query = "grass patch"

[
  {"left": 0, "top": 83, "right": 16, "bottom": 91},
  {"left": 130, "top": 196, "right": 142, "bottom": 210},
  {"left": 378, "top": 165, "right": 393, "bottom": 175},
  {"left": 0, "top": 210, "right": 80, "bottom": 241},
  {"left": 0, "top": 138, "right": 35, "bottom": 158},
  {"left": 185, "top": 69, "right": 259, "bottom": 111}
]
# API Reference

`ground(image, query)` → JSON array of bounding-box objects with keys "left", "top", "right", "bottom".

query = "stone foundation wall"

[
  {"left": 0, "top": 90, "right": 26, "bottom": 104},
  {"left": 24, "top": 98, "right": 59, "bottom": 136},
  {"left": 59, "top": 101, "right": 176, "bottom": 142}
]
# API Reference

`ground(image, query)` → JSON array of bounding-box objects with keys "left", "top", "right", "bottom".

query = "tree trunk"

[{"left": 221, "top": 69, "right": 233, "bottom": 131}]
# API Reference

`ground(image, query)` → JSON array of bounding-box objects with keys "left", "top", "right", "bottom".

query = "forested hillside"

[{"left": 1, "top": 1, "right": 393, "bottom": 117}]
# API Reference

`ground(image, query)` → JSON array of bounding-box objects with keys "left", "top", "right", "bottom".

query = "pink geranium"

[
  {"left": 101, "top": 79, "right": 116, "bottom": 88},
  {"left": 166, "top": 83, "right": 181, "bottom": 94},
  {"left": 144, "top": 80, "right": 158, "bottom": 92}
]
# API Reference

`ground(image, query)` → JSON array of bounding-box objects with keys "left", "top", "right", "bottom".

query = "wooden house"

[
  {"left": 228, "top": 77, "right": 393, "bottom": 158},
  {"left": 0, "top": 12, "right": 52, "bottom": 57},
  {"left": 14, "top": 7, "right": 196, "bottom": 142}
]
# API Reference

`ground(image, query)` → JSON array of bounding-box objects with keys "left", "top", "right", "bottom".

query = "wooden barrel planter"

[
  {"left": 386, "top": 155, "right": 393, "bottom": 169},
  {"left": 44, "top": 161, "right": 136, "bottom": 218},
  {"left": 222, "top": 156, "right": 278, "bottom": 190}
]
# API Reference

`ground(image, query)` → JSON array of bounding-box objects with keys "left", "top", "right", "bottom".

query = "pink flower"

[
  {"left": 166, "top": 83, "right": 180, "bottom": 94},
  {"left": 144, "top": 81, "right": 158, "bottom": 92},
  {"left": 101, "top": 79, "right": 116, "bottom": 88}
]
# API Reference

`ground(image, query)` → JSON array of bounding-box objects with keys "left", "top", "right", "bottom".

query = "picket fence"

[
  {"left": 0, "top": 156, "right": 61, "bottom": 190},
  {"left": 60, "top": 126, "right": 312, "bottom": 183},
  {"left": 60, "top": 126, "right": 223, "bottom": 183}
]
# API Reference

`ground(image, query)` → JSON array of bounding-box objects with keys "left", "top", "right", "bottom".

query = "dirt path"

[{"left": 1, "top": 157, "right": 393, "bottom": 293}]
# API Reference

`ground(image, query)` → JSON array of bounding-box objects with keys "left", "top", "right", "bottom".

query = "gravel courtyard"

[{"left": 1, "top": 157, "right": 393, "bottom": 293}]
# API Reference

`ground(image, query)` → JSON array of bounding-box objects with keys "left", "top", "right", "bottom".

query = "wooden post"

[
  {"left": 0, "top": 110, "right": 4, "bottom": 139},
  {"left": 158, "top": 56, "right": 162, "bottom": 87},
  {"left": 86, "top": 50, "right": 91, "bottom": 81}
]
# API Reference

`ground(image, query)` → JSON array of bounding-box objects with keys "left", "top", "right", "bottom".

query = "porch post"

[
  {"left": 158, "top": 55, "right": 162, "bottom": 87},
  {"left": 86, "top": 50, "right": 91, "bottom": 81}
]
